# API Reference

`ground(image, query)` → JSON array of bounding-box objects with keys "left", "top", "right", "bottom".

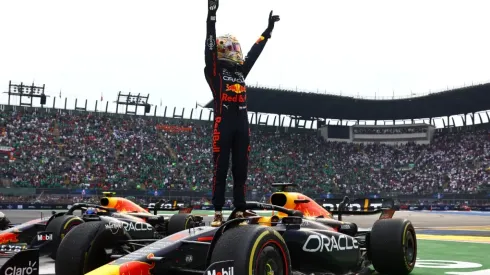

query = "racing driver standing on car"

[{"left": 204, "top": 0, "right": 280, "bottom": 226}]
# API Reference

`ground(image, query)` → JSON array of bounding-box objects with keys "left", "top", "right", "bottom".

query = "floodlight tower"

[
  {"left": 4, "top": 81, "right": 48, "bottom": 107},
  {"left": 114, "top": 91, "right": 151, "bottom": 115}
]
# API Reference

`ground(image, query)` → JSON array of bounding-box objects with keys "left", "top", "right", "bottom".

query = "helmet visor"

[
  {"left": 219, "top": 40, "right": 242, "bottom": 54},
  {"left": 230, "top": 42, "right": 241, "bottom": 53}
]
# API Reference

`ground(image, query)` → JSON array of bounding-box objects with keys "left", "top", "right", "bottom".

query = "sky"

[{"left": 1, "top": 0, "right": 489, "bottom": 127}]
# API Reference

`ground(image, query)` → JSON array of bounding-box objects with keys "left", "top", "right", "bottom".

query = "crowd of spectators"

[{"left": 0, "top": 109, "right": 489, "bottom": 197}]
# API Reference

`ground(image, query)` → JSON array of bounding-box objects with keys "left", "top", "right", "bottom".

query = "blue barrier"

[{"left": 0, "top": 203, "right": 70, "bottom": 210}]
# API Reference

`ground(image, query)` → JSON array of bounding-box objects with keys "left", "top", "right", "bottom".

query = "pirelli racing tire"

[
  {"left": 167, "top": 214, "right": 195, "bottom": 235},
  {"left": 45, "top": 215, "right": 84, "bottom": 260},
  {"left": 369, "top": 219, "right": 417, "bottom": 275},
  {"left": 55, "top": 221, "right": 132, "bottom": 275},
  {"left": 211, "top": 225, "right": 292, "bottom": 275}
]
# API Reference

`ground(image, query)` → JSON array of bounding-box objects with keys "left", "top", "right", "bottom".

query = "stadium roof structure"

[{"left": 204, "top": 83, "right": 490, "bottom": 121}]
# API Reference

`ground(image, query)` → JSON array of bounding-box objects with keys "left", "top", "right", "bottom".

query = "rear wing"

[
  {"left": 319, "top": 196, "right": 398, "bottom": 221},
  {"left": 0, "top": 249, "right": 39, "bottom": 275},
  {"left": 102, "top": 191, "right": 116, "bottom": 197},
  {"left": 146, "top": 200, "right": 193, "bottom": 215}
]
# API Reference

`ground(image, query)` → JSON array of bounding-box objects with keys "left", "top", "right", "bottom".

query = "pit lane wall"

[{"left": 1, "top": 202, "right": 489, "bottom": 212}]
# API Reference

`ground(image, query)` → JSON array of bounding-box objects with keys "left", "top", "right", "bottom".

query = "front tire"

[
  {"left": 369, "top": 219, "right": 417, "bottom": 275},
  {"left": 211, "top": 225, "right": 292, "bottom": 275},
  {"left": 55, "top": 221, "right": 131, "bottom": 275},
  {"left": 45, "top": 215, "right": 84, "bottom": 260},
  {"left": 167, "top": 214, "right": 195, "bottom": 235}
]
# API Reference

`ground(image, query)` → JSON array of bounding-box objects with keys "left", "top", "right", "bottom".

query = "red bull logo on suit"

[
  {"left": 221, "top": 93, "right": 246, "bottom": 103},
  {"left": 225, "top": 84, "right": 246, "bottom": 94}
]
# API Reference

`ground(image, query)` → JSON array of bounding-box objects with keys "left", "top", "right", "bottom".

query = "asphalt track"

[
  {"left": 5, "top": 209, "right": 490, "bottom": 228},
  {"left": 2, "top": 210, "right": 489, "bottom": 275}
]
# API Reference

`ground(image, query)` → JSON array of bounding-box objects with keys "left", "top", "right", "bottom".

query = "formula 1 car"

[
  {"left": 268, "top": 183, "right": 399, "bottom": 229},
  {"left": 0, "top": 192, "right": 203, "bottom": 261},
  {"left": 52, "top": 193, "right": 417, "bottom": 275}
]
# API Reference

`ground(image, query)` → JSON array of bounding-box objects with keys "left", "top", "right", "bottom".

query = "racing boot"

[
  {"left": 211, "top": 211, "right": 223, "bottom": 227},
  {"left": 235, "top": 211, "right": 247, "bottom": 225},
  {"left": 235, "top": 211, "right": 245, "bottom": 219}
]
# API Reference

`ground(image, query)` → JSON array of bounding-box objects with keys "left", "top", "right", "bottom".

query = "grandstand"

[
  {"left": 1, "top": 81, "right": 489, "bottom": 205},
  {"left": 205, "top": 84, "right": 490, "bottom": 128}
]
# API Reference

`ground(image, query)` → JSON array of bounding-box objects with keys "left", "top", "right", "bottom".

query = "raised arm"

[
  {"left": 242, "top": 11, "right": 281, "bottom": 79},
  {"left": 204, "top": 0, "right": 219, "bottom": 77}
]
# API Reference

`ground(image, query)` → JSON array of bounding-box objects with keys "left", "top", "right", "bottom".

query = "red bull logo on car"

[
  {"left": 271, "top": 192, "right": 332, "bottom": 219},
  {"left": 119, "top": 261, "right": 155, "bottom": 275},
  {"left": 0, "top": 233, "right": 19, "bottom": 244},
  {"left": 103, "top": 197, "right": 148, "bottom": 213}
]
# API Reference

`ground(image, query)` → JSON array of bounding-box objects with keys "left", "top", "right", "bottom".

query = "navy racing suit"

[{"left": 204, "top": 13, "right": 272, "bottom": 212}]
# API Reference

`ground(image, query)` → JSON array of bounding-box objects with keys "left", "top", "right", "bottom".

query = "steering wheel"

[{"left": 227, "top": 202, "right": 303, "bottom": 221}]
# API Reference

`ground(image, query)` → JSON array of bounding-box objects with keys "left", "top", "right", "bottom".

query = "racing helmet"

[
  {"left": 216, "top": 34, "right": 243, "bottom": 65},
  {"left": 85, "top": 207, "right": 97, "bottom": 215},
  {"left": 0, "top": 211, "right": 10, "bottom": 230}
]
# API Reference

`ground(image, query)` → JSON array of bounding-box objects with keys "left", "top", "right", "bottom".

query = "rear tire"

[
  {"left": 167, "top": 214, "right": 195, "bottom": 235},
  {"left": 45, "top": 215, "right": 84, "bottom": 260},
  {"left": 369, "top": 219, "right": 417, "bottom": 275},
  {"left": 55, "top": 221, "right": 131, "bottom": 275},
  {"left": 211, "top": 225, "right": 292, "bottom": 275}
]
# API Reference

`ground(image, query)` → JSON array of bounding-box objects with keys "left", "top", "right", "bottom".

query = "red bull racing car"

[
  {"left": 31, "top": 183, "right": 416, "bottom": 275},
  {"left": 0, "top": 192, "right": 202, "bottom": 264}
]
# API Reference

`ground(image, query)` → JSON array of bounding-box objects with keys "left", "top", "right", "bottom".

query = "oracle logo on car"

[
  {"left": 105, "top": 221, "right": 153, "bottom": 234},
  {"left": 125, "top": 222, "right": 152, "bottom": 232},
  {"left": 302, "top": 234, "right": 359, "bottom": 253}
]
